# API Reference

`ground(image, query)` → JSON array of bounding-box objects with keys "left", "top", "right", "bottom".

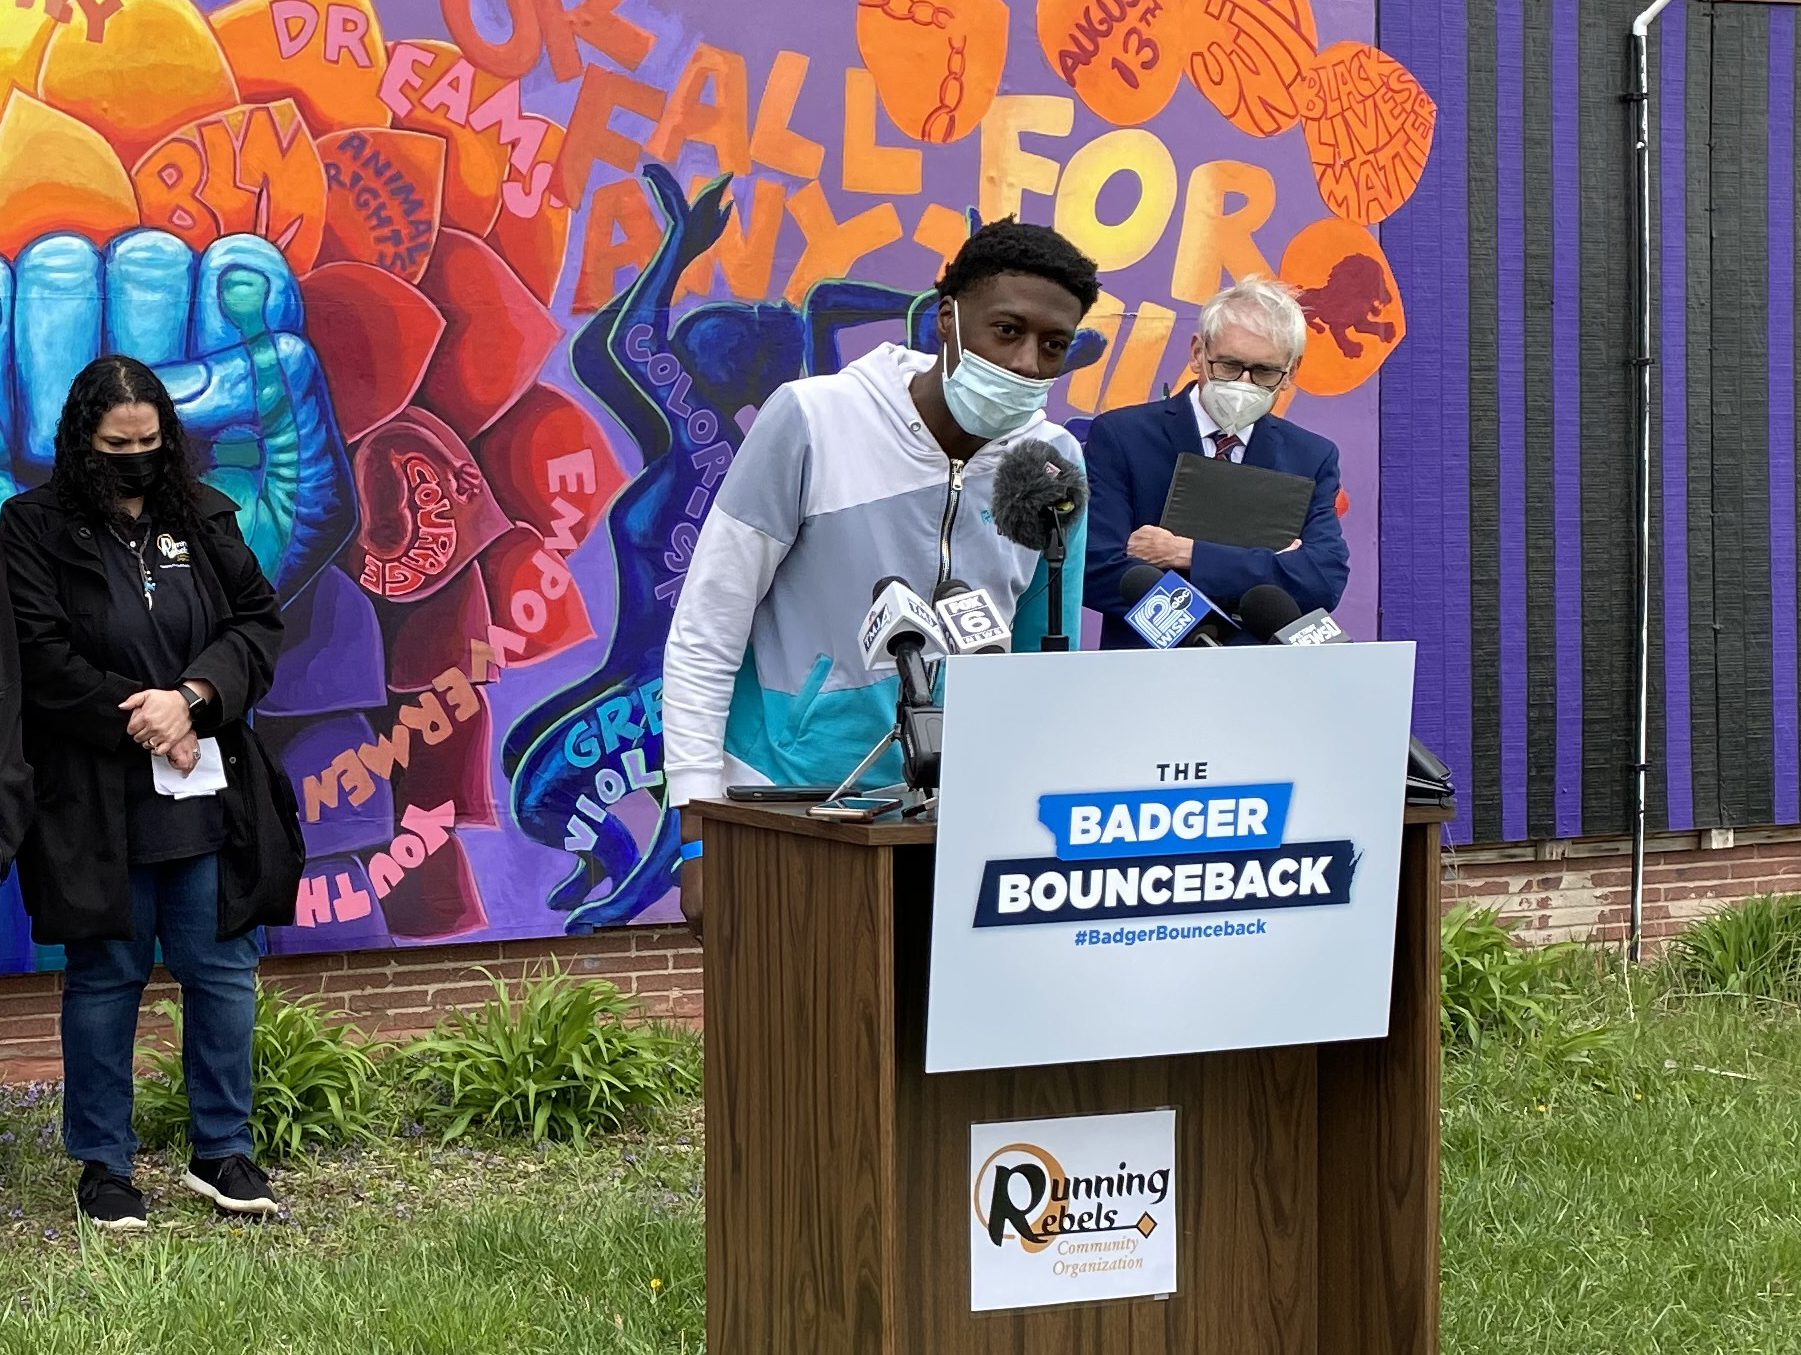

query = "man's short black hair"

[{"left": 935, "top": 217, "right": 1101, "bottom": 317}]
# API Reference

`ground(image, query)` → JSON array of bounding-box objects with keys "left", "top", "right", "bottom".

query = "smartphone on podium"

[
  {"left": 806, "top": 796, "right": 904, "bottom": 822},
  {"left": 725, "top": 785, "right": 836, "bottom": 803}
]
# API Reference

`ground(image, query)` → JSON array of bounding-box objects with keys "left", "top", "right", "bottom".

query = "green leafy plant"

[
  {"left": 136, "top": 983, "right": 387, "bottom": 1161},
  {"left": 403, "top": 966, "right": 694, "bottom": 1144},
  {"left": 637, "top": 1021, "right": 704, "bottom": 1102},
  {"left": 1665, "top": 894, "right": 1801, "bottom": 1001},
  {"left": 1440, "top": 903, "right": 1588, "bottom": 1047}
]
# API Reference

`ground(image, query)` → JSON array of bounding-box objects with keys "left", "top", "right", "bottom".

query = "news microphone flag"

[
  {"left": 934, "top": 587, "right": 1011, "bottom": 655},
  {"left": 1123, "top": 571, "right": 1231, "bottom": 650},
  {"left": 1275, "top": 610, "right": 1350, "bottom": 646},
  {"left": 859, "top": 578, "right": 948, "bottom": 673}
]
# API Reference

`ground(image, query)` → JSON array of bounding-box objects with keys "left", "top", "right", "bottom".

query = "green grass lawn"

[
  {"left": 0, "top": 1100, "right": 705, "bottom": 1355},
  {"left": 1444, "top": 980, "right": 1801, "bottom": 1354},
  {"left": 3, "top": 983, "right": 1801, "bottom": 1352}
]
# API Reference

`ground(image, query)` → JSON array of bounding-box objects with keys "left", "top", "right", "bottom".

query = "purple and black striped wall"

[{"left": 1379, "top": 0, "right": 1801, "bottom": 846}]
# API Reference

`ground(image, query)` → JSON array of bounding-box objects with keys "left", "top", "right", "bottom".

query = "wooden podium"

[{"left": 688, "top": 799, "right": 1450, "bottom": 1355}]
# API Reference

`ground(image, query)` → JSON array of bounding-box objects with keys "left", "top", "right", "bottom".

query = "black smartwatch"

[{"left": 179, "top": 683, "right": 207, "bottom": 717}]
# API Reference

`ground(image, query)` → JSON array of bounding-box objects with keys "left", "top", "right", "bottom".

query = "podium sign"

[
  {"left": 926, "top": 643, "right": 1416, "bottom": 1073},
  {"left": 969, "top": 1109, "right": 1178, "bottom": 1312}
]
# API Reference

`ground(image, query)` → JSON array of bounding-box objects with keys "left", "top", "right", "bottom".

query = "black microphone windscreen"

[
  {"left": 872, "top": 574, "right": 908, "bottom": 603},
  {"left": 932, "top": 578, "right": 972, "bottom": 604},
  {"left": 1237, "top": 585, "right": 1305, "bottom": 641},
  {"left": 991, "top": 441, "right": 1089, "bottom": 551},
  {"left": 1120, "top": 564, "right": 1164, "bottom": 608}
]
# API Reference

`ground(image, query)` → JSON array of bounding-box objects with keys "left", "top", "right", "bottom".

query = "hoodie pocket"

[{"left": 778, "top": 654, "right": 833, "bottom": 749}]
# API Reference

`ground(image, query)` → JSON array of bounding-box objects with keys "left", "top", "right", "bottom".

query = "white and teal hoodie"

[{"left": 663, "top": 342, "right": 1087, "bottom": 807}]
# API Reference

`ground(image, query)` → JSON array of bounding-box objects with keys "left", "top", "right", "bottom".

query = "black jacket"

[
  {"left": 0, "top": 483, "right": 304, "bottom": 945},
  {"left": 0, "top": 550, "right": 32, "bottom": 877}
]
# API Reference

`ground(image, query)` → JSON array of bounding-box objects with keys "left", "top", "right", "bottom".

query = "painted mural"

[{"left": 0, "top": 0, "right": 1431, "bottom": 970}]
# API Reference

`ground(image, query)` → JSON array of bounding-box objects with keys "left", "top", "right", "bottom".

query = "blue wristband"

[{"left": 680, "top": 841, "right": 704, "bottom": 862}]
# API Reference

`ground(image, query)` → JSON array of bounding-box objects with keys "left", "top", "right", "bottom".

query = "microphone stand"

[
  {"left": 827, "top": 701, "right": 941, "bottom": 821},
  {"left": 1040, "top": 510, "right": 1071, "bottom": 653}
]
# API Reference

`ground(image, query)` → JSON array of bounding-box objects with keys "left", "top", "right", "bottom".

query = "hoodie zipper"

[
  {"left": 937, "top": 458, "right": 964, "bottom": 592},
  {"left": 924, "top": 457, "right": 966, "bottom": 699}
]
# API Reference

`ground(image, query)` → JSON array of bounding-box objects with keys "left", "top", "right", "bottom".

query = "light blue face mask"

[{"left": 940, "top": 300, "right": 1054, "bottom": 441}]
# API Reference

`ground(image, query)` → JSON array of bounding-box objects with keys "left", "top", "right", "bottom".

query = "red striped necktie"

[{"left": 1210, "top": 430, "right": 1242, "bottom": 462}]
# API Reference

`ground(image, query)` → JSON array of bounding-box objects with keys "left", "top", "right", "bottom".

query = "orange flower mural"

[
  {"left": 0, "top": 8, "right": 55, "bottom": 103},
  {"left": 0, "top": 93, "right": 139, "bottom": 256},
  {"left": 1186, "top": 0, "right": 1317, "bottom": 138},
  {"left": 1298, "top": 41, "right": 1437, "bottom": 226},
  {"left": 133, "top": 99, "right": 328, "bottom": 271},
  {"left": 210, "top": 0, "right": 392, "bottom": 133},
  {"left": 315, "top": 127, "right": 446, "bottom": 283},
  {"left": 857, "top": 0, "right": 1010, "bottom": 142},
  {"left": 1279, "top": 216, "right": 1405, "bottom": 397},
  {"left": 38, "top": 0, "right": 239, "bottom": 165},
  {"left": 1038, "top": 0, "right": 1192, "bottom": 127}
]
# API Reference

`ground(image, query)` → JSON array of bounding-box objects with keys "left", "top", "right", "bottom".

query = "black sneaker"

[
  {"left": 76, "top": 1162, "right": 147, "bottom": 1232},
  {"left": 183, "top": 1155, "right": 278, "bottom": 1217}
]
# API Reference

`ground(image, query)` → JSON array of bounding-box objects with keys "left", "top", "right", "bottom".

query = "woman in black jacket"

[{"left": 0, "top": 356, "right": 304, "bottom": 1231}]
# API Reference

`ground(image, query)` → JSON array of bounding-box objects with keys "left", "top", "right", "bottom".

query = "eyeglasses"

[{"left": 1206, "top": 359, "right": 1290, "bottom": 390}]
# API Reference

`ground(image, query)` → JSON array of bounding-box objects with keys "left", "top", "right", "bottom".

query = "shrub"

[
  {"left": 136, "top": 983, "right": 386, "bottom": 1161},
  {"left": 638, "top": 1021, "right": 704, "bottom": 1102},
  {"left": 1665, "top": 894, "right": 1801, "bottom": 1001},
  {"left": 1440, "top": 903, "right": 1585, "bottom": 1047},
  {"left": 403, "top": 966, "right": 693, "bottom": 1144}
]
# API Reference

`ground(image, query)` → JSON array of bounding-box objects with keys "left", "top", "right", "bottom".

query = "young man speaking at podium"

[
  {"left": 662, "top": 220, "right": 1101, "bottom": 937},
  {"left": 1082, "top": 277, "right": 1351, "bottom": 649}
]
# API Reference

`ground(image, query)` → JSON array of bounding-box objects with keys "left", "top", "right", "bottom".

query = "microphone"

[
  {"left": 1119, "top": 564, "right": 1231, "bottom": 649},
  {"left": 859, "top": 575, "right": 946, "bottom": 707},
  {"left": 1238, "top": 585, "right": 1356, "bottom": 648},
  {"left": 858, "top": 576, "right": 945, "bottom": 791},
  {"left": 1235, "top": 585, "right": 1307, "bottom": 643},
  {"left": 990, "top": 441, "right": 1089, "bottom": 552},
  {"left": 932, "top": 578, "right": 1012, "bottom": 655},
  {"left": 1234, "top": 584, "right": 1454, "bottom": 800},
  {"left": 1276, "top": 609, "right": 1350, "bottom": 645},
  {"left": 992, "top": 441, "right": 1089, "bottom": 653}
]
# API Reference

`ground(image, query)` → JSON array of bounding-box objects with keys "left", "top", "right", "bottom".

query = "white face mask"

[
  {"left": 1198, "top": 377, "right": 1278, "bottom": 436},
  {"left": 940, "top": 300, "right": 1054, "bottom": 441}
]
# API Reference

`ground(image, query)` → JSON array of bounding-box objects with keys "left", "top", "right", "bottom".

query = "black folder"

[{"left": 1158, "top": 451, "right": 1314, "bottom": 550}]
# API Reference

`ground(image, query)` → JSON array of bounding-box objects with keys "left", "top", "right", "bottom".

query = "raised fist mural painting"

[{"left": 0, "top": 0, "right": 1431, "bottom": 971}]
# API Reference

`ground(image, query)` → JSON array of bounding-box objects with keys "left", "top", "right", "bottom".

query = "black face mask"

[{"left": 101, "top": 450, "right": 162, "bottom": 497}]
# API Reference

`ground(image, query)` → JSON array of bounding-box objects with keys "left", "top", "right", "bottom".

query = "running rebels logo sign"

[
  {"left": 975, "top": 1143, "right": 1168, "bottom": 1251},
  {"left": 968, "top": 1110, "right": 1178, "bottom": 1311},
  {"left": 972, "top": 784, "right": 1358, "bottom": 927}
]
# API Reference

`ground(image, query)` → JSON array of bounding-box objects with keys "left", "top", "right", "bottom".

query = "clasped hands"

[{"left": 119, "top": 682, "right": 215, "bottom": 776}]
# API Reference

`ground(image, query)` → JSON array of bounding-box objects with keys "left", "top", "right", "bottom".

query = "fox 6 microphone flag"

[
  {"left": 925, "top": 641, "right": 1417, "bottom": 1072},
  {"left": 935, "top": 587, "right": 1012, "bottom": 655},
  {"left": 859, "top": 578, "right": 948, "bottom": 673}
]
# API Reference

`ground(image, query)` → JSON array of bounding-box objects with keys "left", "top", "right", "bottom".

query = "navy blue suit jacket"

[{"left": 1082, "top": 387, "right": 1351, "bottom": 650}]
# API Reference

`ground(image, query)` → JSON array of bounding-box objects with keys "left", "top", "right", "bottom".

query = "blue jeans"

[{"left": 60, "top": 855, "right": 258, "bottom": 1179}]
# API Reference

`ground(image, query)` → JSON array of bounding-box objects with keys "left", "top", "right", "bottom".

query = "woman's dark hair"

[
  {"left": 51, "top": 355, "right": 204, "bottom": 534},
  {"left": 935, "top": 217, "right": 1102, "bottom": 316}
]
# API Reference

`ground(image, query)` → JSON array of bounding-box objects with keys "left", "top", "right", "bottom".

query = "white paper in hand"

[{"left": 152, "top": 738, "right": 228, "bottom": 800}]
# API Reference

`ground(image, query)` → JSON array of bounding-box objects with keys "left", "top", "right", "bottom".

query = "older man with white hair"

[{"left": 1082, "top": 276, "right": 1350, "bottom": 649}]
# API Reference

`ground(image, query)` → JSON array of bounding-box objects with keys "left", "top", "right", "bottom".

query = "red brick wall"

[
  {"left": 1444, "top": 828, "right": 1801, "bottom": 945},
  {"left": 0, "top": 928, "right": 700, "bottom": 1083}
]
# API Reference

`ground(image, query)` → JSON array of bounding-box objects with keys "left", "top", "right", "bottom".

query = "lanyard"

[{"left": 105, "top": 525, "right": 156, "bottom": 611}]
